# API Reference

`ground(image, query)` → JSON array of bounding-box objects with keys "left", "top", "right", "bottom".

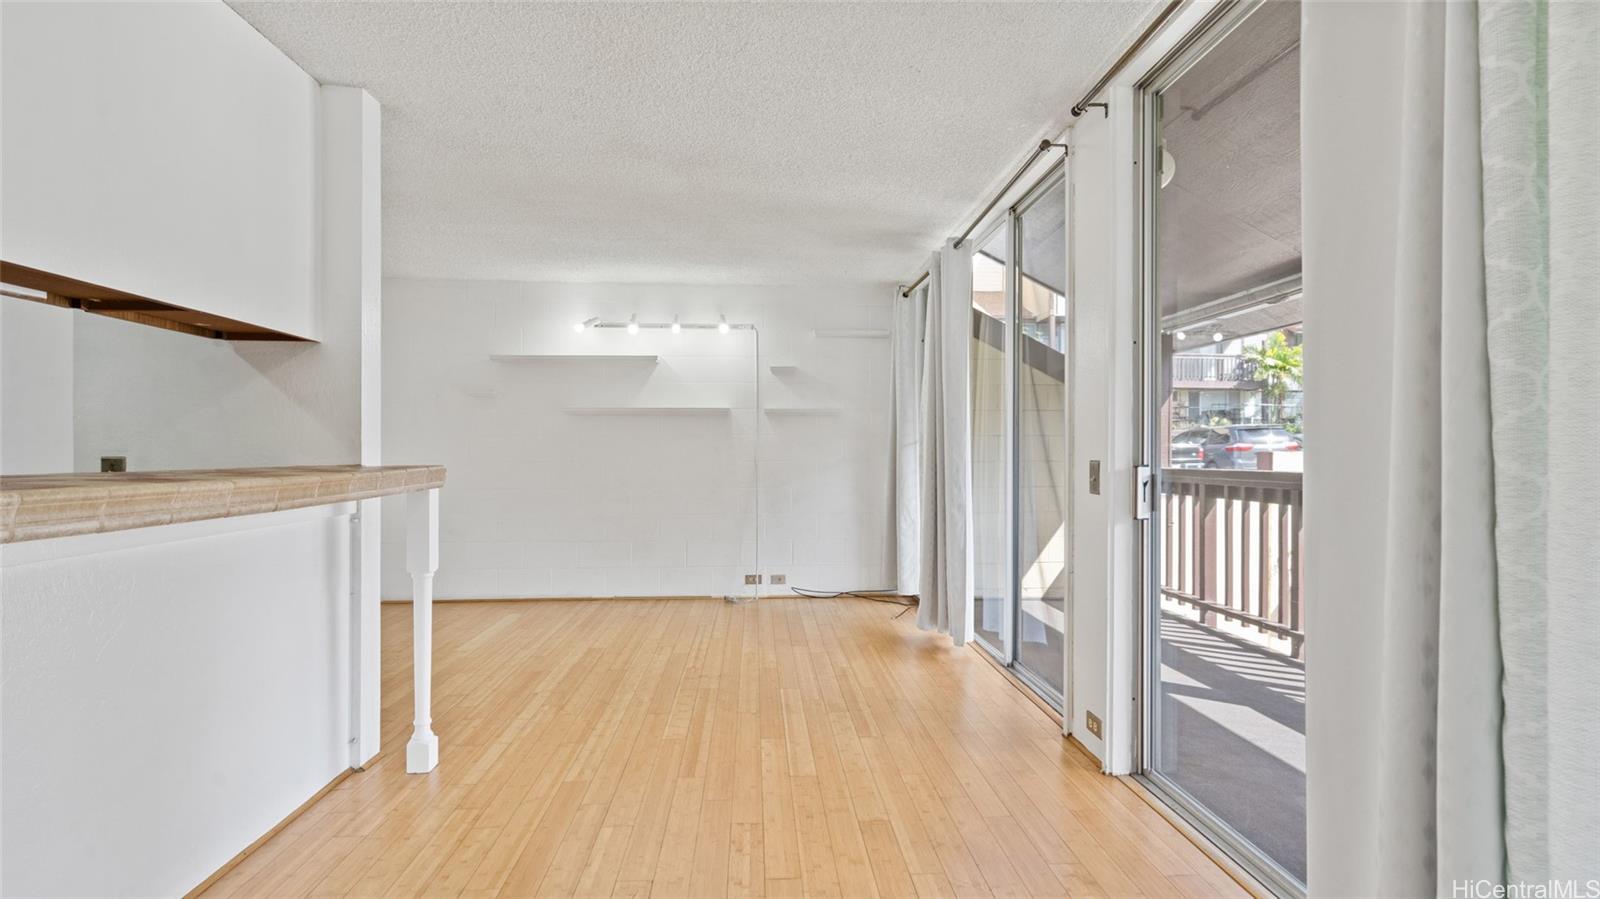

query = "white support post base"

[
  {"left": 406, "top": 728, "right": 439, "bottom": 773},
  {"left": 405, "top": 488, "right": 440, "bottom": 774}
]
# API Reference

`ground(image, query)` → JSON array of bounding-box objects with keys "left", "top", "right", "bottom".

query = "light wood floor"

[{"left": 199, "top": 597, "right": 1248, "bottom": 899}]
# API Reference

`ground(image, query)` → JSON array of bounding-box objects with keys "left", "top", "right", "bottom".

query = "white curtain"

[
  {"left": 1480, "top": 0, "right": 1599, "bottom": 882},
  {"left": 891, "top": 282, "right": 927, "bottom": 595},
  {"left": 915, "top": 243, "right": 972, "bottom": 642},
  {"left": 1375, "top": 5, "right": 1503, "bottom": 892},
  {"left": 1315, "top": 1, "right": 1599, "bottom": 895}
]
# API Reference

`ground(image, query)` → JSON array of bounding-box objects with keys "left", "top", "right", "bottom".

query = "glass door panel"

[
  {"left": 970, "top": 222, "right": 1011, "bottom": 658},
  {"left": 1145, "top": 0, "right": 1306, "bottom": 890},
  {"left": 1014, "top": 179, "right": 1068, "bottom": 700}
]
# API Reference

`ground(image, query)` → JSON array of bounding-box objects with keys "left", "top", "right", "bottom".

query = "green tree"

[{"left": 1242, "top": 330, "right": 1303, "bottom": 423}]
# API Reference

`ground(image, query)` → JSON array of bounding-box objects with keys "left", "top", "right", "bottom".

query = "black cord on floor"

[{"left": 789, "top": 586, "right": 918, "bottom": 617}]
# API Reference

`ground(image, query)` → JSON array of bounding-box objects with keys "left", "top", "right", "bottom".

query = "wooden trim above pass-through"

[{"left": 0, "top": 261, "right": 311, "bottom": 341}]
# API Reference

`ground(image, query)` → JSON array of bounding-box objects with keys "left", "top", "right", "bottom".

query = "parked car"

[
  {"left": 1170, "top": 428, "right": 1211, "bottom": 468},
  {"left": 1197, "top": 425, "right": 1302, "bottom": 470}
]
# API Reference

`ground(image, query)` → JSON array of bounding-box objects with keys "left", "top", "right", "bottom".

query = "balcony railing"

[
  {"left": 1170, "top": 353, "right": 1260, "bottom": 384},
  {"left": 1158, "top": 468, "right": 1303, "bottom": 659}
]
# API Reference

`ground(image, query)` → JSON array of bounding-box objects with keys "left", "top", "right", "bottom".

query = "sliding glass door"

[
  {"left": 970, "top": 169, "right": 1068, "bottom": 708},
  {"left": 1140, "top": 1, "right": 1306, "bottom": 893}
]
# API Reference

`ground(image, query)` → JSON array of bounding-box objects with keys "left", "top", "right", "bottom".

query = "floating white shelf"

[
  {"left": 489, "top": 353, "right": 659, "bottom": 363},
  {"left": 763, "top": 406, "right": 842, "bottom": 416},
  {"left": 564, "top": 406, "right": 731, "bottom": 416},
  {"left": 811, "top": 328, "right": 889, "bottom": 339},
  {"left": 768, "top": 364, "right": 800, "bottom": 372}
]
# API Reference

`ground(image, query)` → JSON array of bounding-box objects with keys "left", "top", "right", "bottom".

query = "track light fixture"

[{"left": 566, "top": 315, "right": 747, "bottom": 333}]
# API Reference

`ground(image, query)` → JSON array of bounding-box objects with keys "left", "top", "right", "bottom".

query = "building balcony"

[{"left": 1171, "top": 353, "right": 1264, "bottom": 388}]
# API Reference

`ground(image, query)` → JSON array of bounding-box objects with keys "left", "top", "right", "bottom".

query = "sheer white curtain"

[
  {"left": 1306, "top": 1, "right": 1598, "bottom": 894},
  {"left": 891, "top": 282, "right": 927, "bottom": 595},
  {"left": 909, "top": 244, "right": 971, "bottom": 642}
]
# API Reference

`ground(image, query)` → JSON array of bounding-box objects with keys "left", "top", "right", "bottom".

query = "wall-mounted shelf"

[
  {"left": 768, "top": 364, "right": 800, "bottom": 373},
  {"left": 763, "top": 406, "right": 842, "bottom": 416},
  {"left": 812, "top": 328, "right": 889, "bottom": 339},
  {"left": 564, "top": 406, "right": 731, "bottom": 416},
  {"left": 490, "top": 354, "right": 659, "bottom": 363}
]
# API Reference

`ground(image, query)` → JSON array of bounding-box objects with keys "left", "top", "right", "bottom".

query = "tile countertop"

[{"left": 0, "top": 464, "right": 446, "bottom": 544}]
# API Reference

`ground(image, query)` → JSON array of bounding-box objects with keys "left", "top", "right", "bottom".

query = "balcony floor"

[{"left": 1155, "top": 612, "right": 1306, "bottom": 883}]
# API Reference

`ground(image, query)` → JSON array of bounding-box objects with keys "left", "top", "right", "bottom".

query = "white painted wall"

[
  {"left": 1301, "top": 3, "right": 1406, "bottom": 894},
  {"left": 1065, "top": 106, "right": 1117, "bottom": 765},
  {"left": 1, "top": 57, "right": 385, "bottom": 897},
  {"left": 1059, "top": 0, "right": 1231, "bottom": 775},
  {"left": 0, "top": 506, "right": 354, "bottom": 898},
  {"left": 71, "top": 86, "right": 381, "bottom": 480},
  {"left": 318, "top": 86, "right": 386, "bottom": 767},
  {"left": 379, "top": 279, "right": 893, "bottom": 601},
  {"left": 0, "top": 300, "right": 72, "bottom": 473},
  {"left": 0, "top": 1, "right": 320, "bottom": 338}
]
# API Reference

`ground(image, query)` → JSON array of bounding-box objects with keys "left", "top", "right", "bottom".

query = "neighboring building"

[{"left": 1170, "top": 326, "right": 1302, "bottom": 430}]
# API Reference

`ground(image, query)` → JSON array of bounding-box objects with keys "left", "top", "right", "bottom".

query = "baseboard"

[
  {"left": 379, "top": 593, "right": 914, "bottom": 603},
  {"left": 380, "top": 594, "right": 721, "bottom": 603},
  {"left": 182, "top": 765, "right": 356, "bottom": 898}
]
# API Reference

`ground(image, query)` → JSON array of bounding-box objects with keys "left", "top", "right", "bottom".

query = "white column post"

[
  {"left": 320, "top": 85, "right": 383, "bottom": 769},
  {"left": 405, "top": 487, "right": 439, "bottom": 773}
]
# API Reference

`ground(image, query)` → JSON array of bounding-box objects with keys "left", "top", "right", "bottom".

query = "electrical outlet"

[
  {"left": 744, "top": 574, "right": 762, "bottom": 585},
  {"left": 101, "top": 456, "right": 127, "bottom": 473},
  {"left": 1088, "top": 460, "right": 1101, "bottom": 495},
  {"left": 1085, "top": 710, "right": 1103, "bottom": 739},
  {"left": 769, "top": 574, "right": 786, "bottom": 585}
]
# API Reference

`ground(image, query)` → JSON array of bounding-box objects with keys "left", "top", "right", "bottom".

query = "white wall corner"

[{"left": 319, "top": 83, "right": 384, "bottom": 767}]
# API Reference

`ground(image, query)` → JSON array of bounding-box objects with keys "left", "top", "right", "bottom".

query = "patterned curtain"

[
  {"left": 1370, "top": 1, "right": 1599, "bottom": 895},
  {"left": 1479, "top": 0, "right": 1600, "bottom": 883}
]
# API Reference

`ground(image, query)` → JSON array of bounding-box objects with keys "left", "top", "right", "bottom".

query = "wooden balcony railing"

[{"left": 1159, "top": 468, "right": 1303, "bottom": 659}]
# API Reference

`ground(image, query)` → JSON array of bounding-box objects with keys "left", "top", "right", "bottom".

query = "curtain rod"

[
  {"left": 954, "top": 139, "right": 1069, "bottom": 251},
  {"left": 898, "top": 136, "right": 1066, "bottom": 296},
  {"left": 1070, "top": 0, "right": 1184, "bottom": 117},
  {"left": 899, "top": 269, "right": 930, "bottom": 298},
  {"left": 901, "top": 0, "right": 1184, "bottom": 295}
]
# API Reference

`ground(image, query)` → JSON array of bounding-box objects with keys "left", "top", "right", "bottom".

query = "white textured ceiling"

[{"left": 228, "top": 1, "right": 1158, "bottom": 285}]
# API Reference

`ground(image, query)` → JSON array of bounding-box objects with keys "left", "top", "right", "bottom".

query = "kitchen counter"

[
  {"left": 1, "top": 463, "right": 447, "bottom": 896},
  {"left": 0, "top": 464, "right": 446, "bottom": 543}
]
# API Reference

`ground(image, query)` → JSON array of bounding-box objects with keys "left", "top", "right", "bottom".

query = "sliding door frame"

[
  {"left": 971, "top": 161, "right": 1069, "bottom": 714},
  {"left": 1131, "top": 2, "right": 1305, "bottom": 896}
]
